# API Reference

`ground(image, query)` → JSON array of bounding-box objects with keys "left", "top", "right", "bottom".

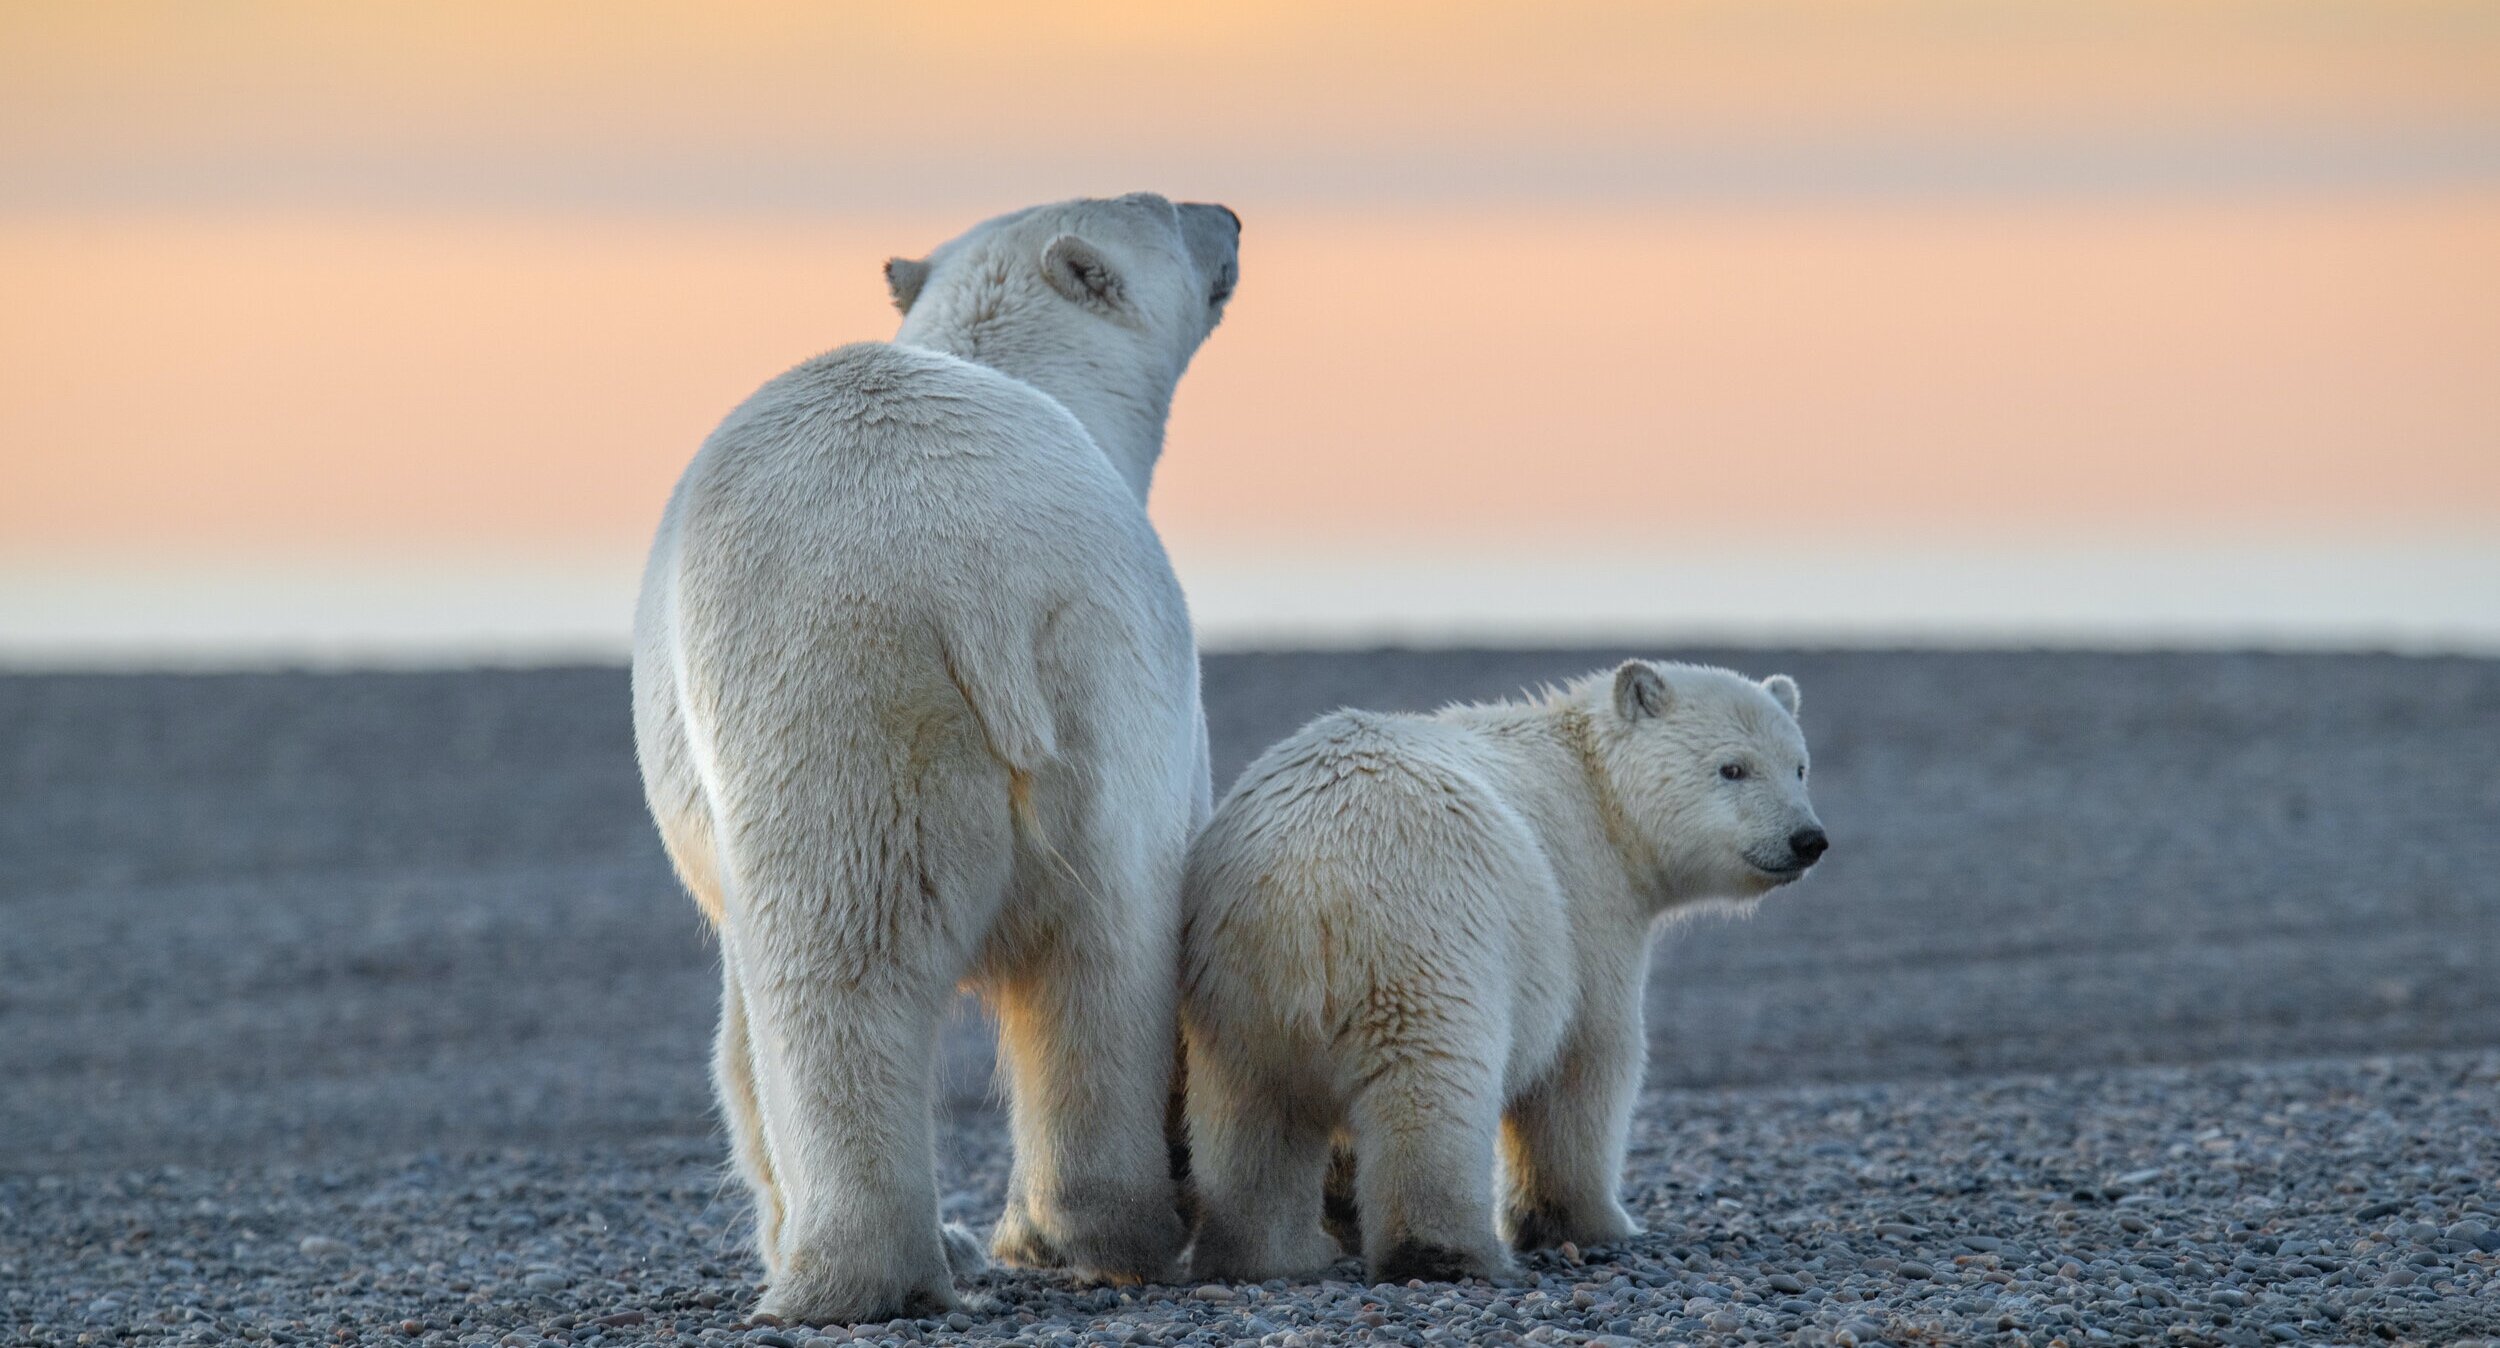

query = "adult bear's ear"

[
  {"left": 884, "top": 257, "right": 930, "bottom": 314},
  {"left": 1613, "top": 662, "right": 1672, "bottom": 721},
  {"left": 1040, "top": 234, "right": 1128, "bottom": 316},
  {"left": 1763, "top": 674, "right": 1800, "bottom": 717}
]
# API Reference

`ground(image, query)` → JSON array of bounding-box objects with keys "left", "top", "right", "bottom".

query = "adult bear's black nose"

[{"left": 1789, "top": 827, "right": 1830, "bottom": 867}]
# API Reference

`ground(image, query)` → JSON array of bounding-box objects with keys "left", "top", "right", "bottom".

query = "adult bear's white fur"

[
  {"left": 633, "top": 194, "right": 1240, "bottom": 1324},
  {"left": 1182, "top": 662, "right": 1827, "bottom": 1285}
]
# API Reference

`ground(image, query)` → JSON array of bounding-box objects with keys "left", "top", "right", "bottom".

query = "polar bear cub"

[{"left": 1182, "top": 661, "right": 1827, "bottom": 1284}]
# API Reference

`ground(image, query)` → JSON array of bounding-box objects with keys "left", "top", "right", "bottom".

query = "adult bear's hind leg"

[
  {"left": 986, "top": 826, "right": 1190, "bottom": 1283},
  {"left": 714, "top": 717, "right": 1013, "bottom": 1325},
  {"left": 725, "top": 902, "right": 961, "bottom": 1325}
]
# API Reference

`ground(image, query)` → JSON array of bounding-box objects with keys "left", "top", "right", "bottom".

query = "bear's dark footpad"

[
  {"left": 1508, "top": 1202, "right": 1572, "bottom": 1251},
  {"left": 1321, "top": 1146, "right": 1361, "bottom": 1252},
  {"left": 1375, "top": 1240, "right": 1487, "bottom": 1284}
]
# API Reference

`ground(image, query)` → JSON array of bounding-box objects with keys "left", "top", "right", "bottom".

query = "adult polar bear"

[{"left": 633, "top": 194, "right": 1241, "bottom": 1323}]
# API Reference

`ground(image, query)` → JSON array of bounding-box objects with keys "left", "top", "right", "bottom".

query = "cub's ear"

[
  {"left": 884, "top": 257, "right": 930, "bottom": 314},
  {"left": 1763, "top": 674, "right": 1801, "bottom": 716},
  {"left": 1041, "top": 233, "right": 1127, "bottom": 315},
  {"left": 1613, "top": 661, "right": 1673, "bottom": 721}
]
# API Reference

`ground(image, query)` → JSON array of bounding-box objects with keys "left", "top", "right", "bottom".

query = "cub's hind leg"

[
  {"left": 1349, "top": 1031, "right": 1514, "bottom": 1285},
  {"left": 1182, "top": 1030, "right": 1341, "bottom": 1282}
]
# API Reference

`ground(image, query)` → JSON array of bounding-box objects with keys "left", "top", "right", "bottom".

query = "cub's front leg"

[{"left": 1500, "top": 1010, "right": 1646, "bottom": 1252}]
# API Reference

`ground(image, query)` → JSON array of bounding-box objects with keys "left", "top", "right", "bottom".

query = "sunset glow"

[{"left": 6, "top": 2, "right": 2497, "bottom": 657}]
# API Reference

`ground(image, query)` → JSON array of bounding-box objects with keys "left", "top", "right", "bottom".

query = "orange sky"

[
  {"left": 11, "top": 3, "right": 2500, "bottom": 211},
  {"left": 4, "top": 197, "right": 2497, "bottom": 563},
  {"left": 4, "top": 1, "right": 2498, "bottom": 582}
]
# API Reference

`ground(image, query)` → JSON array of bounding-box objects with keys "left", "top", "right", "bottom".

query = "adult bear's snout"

[{"left": 1788, "top": 826, "right": 1830, "bottom": 867}]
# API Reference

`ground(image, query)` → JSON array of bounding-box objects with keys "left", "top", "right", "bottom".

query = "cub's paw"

[
  {"left": 987, "top": 1204, "right": 1065, "bottom": 1272},
  {"left": 1187, "top": 1220, "right": 1342, "bottom": 1284},
  {"left": 1506, "top": 1199, "right": 1641, "bottom": 1252},
  {"left": 993, "top": 1189, "right": 1185, "bottom": 1285}
]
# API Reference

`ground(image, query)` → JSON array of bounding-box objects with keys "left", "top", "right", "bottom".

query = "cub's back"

[{"left": 1182, "top": 710, "right": 1561, "bottom": 1053}]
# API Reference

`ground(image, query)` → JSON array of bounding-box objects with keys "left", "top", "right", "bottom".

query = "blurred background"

[{"left": 3, "top": 0, "right": 2497, "bottom": 660}]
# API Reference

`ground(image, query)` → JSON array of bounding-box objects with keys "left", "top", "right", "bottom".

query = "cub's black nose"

[{"left": 1789, "top": 827, "right": 1830, "bottom": 866}]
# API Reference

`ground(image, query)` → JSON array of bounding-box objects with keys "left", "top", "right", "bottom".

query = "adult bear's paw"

[{"left": 757, "top": 1239, "right": 957, "bottom": 1326}]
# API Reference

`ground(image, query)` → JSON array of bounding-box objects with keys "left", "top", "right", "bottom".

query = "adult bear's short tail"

[{"left": 936, "top": 613, "right": 1059, "bottom": 832}]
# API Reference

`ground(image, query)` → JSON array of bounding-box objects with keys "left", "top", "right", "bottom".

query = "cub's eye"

[
  {"left": 1718, "top": 763, "right": 1748, "bottom": 781},
  {"left": 1797, "top": 765, "right": 1807, "bottom": 780}
]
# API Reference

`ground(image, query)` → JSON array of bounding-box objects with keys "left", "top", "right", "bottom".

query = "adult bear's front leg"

[{"left": 986, "top": 856, "right": 1188, "bottom": 1283}]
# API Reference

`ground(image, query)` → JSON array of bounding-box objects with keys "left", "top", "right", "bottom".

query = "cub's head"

[
  {"left": 1589, "top": 660, "right": 1828, "bottom": 903},
  {"left": 885, "top": 191, "right": 1240, "bottom": 381}
]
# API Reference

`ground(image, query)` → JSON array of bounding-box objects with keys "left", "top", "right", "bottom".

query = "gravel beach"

[{"left": 5, "top": 649, "right": 2497, "bottom": 1346}]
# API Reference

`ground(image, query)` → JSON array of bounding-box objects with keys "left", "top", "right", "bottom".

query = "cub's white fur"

[
  {"left": 1182, "top": 662, "right": 1826, "bottom": 1284},
  {"left": 633, "top": 194, "right": 1240, "bottom": 1324}
]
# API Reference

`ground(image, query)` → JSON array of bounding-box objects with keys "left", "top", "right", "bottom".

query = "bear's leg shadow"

[
  {"left": 1501, "top": 1021, "right": 1646, "bottom": 1252},
  {"left": 1182, "top": 1036, "right": 1342, "bottom": 1282},
  {"left": 985, "top": 818, "right": 1189, "bottom": 1283},
  {"left": 1350, "top": 1038, "right": 1515, "bottom": 1285}
]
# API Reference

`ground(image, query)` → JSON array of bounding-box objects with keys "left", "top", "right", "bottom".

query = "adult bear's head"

[{"left": 883, "top": 193, "right": 1242, "bottom": 497}]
